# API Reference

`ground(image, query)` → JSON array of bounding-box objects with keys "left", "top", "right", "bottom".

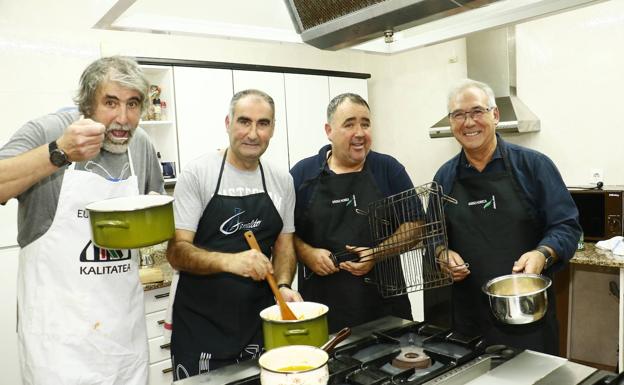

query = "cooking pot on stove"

[
  {"left": 259, "top": 345, "right": 329, "bottom": 385},
  {"left": 482, "top": 273, "right": 551, "bottom": 325},
  {"left": 260, "top": 302, "right": 328, "bottom": 350},
  {"left": 85, "top": 195, "right": 174, "bottom": 249}
]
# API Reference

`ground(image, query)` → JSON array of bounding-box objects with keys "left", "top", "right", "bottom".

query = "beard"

[{"left": 102, "top": 123, "right": 137, "bottom": 154}]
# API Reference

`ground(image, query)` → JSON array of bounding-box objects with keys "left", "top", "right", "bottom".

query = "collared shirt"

[{"left": 433, "top": 134, "right": 581, "bottom": 264}]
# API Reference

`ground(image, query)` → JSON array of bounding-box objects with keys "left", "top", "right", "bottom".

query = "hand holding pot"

[
  {"left": 279, "top": 286, "right": 303, "bottom": 302},
  {"left": 512, "top": 249, "right": 545, "bottom": 274},
  {"left": 226, "top": 249, "right": 274, "bottom": 281}
]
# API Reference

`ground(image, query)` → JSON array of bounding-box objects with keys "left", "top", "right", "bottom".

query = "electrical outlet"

[{"left": 590, "top": 168, "right": 603, "bottom": 185}]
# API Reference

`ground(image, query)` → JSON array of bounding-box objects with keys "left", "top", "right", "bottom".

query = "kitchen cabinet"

[
  {"left": 329, "top": 76, "right": 369, "bottom": 100},
  {"left": 174, "top": 67, "right": 233, "bottom": 171},
  {"left": 284, "top": 74, "right": 330, "bottom": 167},
  {"left": 0, "top": 246, "right": 21, "bottom": 384},
  {"left": 144, "top": 285, "right": 173, "bottom": 385}
]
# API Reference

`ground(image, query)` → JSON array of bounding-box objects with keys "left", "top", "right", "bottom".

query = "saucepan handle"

[
  {"left": 95, "top": 220, "right": 129, "bottom": 229},
  {"left": 283, "top": 328, "right": 308, "bottom": 336}
]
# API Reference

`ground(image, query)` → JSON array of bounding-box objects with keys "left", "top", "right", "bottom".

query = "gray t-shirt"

[
  {"left": 0, "top": 110, "right": 165, "bottom": 247},
  {"left": 173, "top": 150, "right": 295, "bottom": 234}
]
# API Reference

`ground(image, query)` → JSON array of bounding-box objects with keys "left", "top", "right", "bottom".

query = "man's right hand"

[
  {"left": 306, "top": 247, "right": 339, "bottom": 276},
  {"left": 226, "top": 249, "right": 274, "bottom": 281},
  {"left": 56, "top": 118, "right": 105, "bottom": 162}
]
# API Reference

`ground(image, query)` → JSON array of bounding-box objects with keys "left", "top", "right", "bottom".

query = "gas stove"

[{"left": 174, "top": 316, "right": 611, "bottom": 385}]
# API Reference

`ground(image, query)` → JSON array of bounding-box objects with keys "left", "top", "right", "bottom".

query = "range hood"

[
  {"left": 429, "top": 26, "right": 540, "bottom": 138},
  {"left": 283, "top": 0, "right": 502, "bottom": 50}
]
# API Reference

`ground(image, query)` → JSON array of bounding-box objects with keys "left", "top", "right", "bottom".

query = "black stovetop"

[{"left": 184, "top": 317, "right": 490, "bottom": 385}]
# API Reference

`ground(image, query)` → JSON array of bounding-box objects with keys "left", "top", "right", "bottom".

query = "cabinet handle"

[
  {"left": 155, "top": 292, "right": 170, "bottom": 299},
  {"left": 162, "top": 367, "right": 173, "bottom": 374},
  {"left": 160, "top": 342, "right": 171, "bottom": 349},
  {"left": 157, "top": 319, "right": 165, "bottom": 325}
]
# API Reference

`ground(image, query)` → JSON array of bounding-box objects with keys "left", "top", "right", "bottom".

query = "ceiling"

[{"left": 37, "top": 0, "right": 604, "bottom": 55}]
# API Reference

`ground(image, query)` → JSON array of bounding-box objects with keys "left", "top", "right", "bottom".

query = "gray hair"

[
  {"left": 229, "top": 89, "right": 275, "bottom": 121},
  {"left": 447, "top": 78, "right": 497, "bottom": 112},
  {"left": 73, "top": 56, "right": 149, "bottom": 117},
  {"left": 327, "top": 93, "right": 370, "bottom": 122}
]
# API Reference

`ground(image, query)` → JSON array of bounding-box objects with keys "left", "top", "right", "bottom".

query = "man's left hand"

[
  {"left": 339, "top": 245, "right": 375, "bottom": 276},
  {"left": 279, "top": 287, "right": 303, "bottom": 302},
  {"left": 512, "top": 250, "right": 545, "bottom": 274}
]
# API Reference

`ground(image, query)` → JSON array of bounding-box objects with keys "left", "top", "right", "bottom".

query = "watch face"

[{"left": 50, "top": 149, "right": 68, "bottom": 167}]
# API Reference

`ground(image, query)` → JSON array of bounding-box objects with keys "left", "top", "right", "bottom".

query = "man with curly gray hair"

[{"left": 0, "top": 56, "right": 164, "bottom": 385}]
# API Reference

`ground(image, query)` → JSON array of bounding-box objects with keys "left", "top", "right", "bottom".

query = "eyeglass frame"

[{"left": 448, "top": 106, "right": 496, "bottom": 123}]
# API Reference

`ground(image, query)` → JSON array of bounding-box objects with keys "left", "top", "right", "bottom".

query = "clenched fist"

[{"left": 56, "top": 118, "right": 106, "bottom": 162}]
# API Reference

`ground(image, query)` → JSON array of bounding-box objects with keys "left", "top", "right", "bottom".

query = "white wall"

[{"left": 371, "top": 0, "right": 624, "bottom": 188}]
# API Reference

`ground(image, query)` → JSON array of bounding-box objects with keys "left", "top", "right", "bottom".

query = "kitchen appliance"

[
  {"left": 568, "top": 186, "right": 624, "bottom": 241},
  {"left": 482, "top": 273, "right": 551, "bottom": 325},
  {"left": 173, "top": 316, "right": 611, "bottom": 385}
]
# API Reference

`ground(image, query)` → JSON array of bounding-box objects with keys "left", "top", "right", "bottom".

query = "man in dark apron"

[
  {"left": 426, "top": 79, "right": 581, "bottom": 354},
  {"left": 166, "top": 89, "right": 301, "bottom": 379},
  {"left": 290, "top": 93, "right": 414, "bottom": 333}
]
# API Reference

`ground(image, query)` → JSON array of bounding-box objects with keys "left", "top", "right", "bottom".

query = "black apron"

[
  {"left": 171, "top": 151, "right": 283, "bottom": 378},
  {"left": 296, "top": 155, "right": 411, "bottom": 333},
  {"left": 444, "top": 146, "right": 558, "bottom": 354}
]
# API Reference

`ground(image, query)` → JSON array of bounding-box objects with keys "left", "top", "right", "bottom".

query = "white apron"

[{"left": 17, "top": 150, "right": 149, "bottom": 385}]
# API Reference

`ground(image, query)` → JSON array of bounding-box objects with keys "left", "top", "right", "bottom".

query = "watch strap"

[
  {"left": 48, "top": 140, "right": 71, "bottom": 167},
  {"left": 536, "top": 246, "right": 554, "bottom": 269}
]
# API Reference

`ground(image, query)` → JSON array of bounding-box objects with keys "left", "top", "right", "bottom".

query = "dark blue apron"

[
  {"left": 444, "top": 145, "right": 558, "bottom": 354},
  {"left": 171, "top": 150, "right": 283, "bottom": 378}
]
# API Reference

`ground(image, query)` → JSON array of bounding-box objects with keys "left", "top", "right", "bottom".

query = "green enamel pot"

[
  {"left": 85, "top": 195, "right": 175, "bottom": 249},
  {"left": 260, "top": 302, "right": 329, "bottom": 350}
]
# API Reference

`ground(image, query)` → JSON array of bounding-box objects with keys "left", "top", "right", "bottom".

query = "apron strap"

[
  {"left": 215, "top": 149, "right": 268, "bottom": 193},
  {"left": 127, "top": 147, "right": 135, "bottom": 176}
]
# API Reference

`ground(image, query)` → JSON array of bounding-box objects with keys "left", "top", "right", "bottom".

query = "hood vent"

[
  {"left": 429, "top": 26, "right": 540, "bottom": 138},
  {"left": 283, "top": 0, "right": 502, "bottom": 50}
]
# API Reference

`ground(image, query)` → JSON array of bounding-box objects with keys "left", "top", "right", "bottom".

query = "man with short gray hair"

[
  {"left": 0, "top": 56, "right": 163, "bottom": 385},
  {"left": 427, "top": 78, "right": 580, "bottom": 354}
]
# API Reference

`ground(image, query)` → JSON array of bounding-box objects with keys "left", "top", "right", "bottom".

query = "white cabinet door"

[
  {"left": 284, "top": 74, "right": 330, "bottom": 168},
  {"left": 0, "top": 246, "right": 21, "bottom": 383},
  {"left": 329, "top": 77, "right": 369, "bottom": 101},
  {"left": 232, "top": 71, "right": 289, "bottom": 172},
  {"left": 174, "top": 67, "right": 233, "bottom": 170}
]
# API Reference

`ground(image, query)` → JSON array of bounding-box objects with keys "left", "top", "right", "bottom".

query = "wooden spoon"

[{"left": 243, "top": 230, "right": 298, "bottom": 321}]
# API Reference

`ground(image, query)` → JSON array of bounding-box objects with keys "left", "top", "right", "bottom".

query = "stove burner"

[{"left": 391, "top": 347, "right": 431, "bottom": 370}]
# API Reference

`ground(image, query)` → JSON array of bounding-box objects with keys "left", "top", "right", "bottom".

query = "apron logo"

[
  {"left": 220, "top": 208, "right": 262, "bottom": 235},
  {"left": 79, "top": 241, "right": 131, "bottom": 262},
  {"left": 467, "top": 195, "right": 497, "bottom": 210},
  {"left": 331, "top": 194, "right": 357, "bottom": 207},
  {"left": 79, "top": 241, "right": 132, "bottom": 275}
]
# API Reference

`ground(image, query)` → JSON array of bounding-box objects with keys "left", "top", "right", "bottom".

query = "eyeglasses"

[{"left": 448, "top": 106, "right": 495, "bottom": 123}]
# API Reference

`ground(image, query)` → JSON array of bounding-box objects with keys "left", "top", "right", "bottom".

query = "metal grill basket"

[{"left": 358, "top": 182, "right": 456, "bottom": 297}]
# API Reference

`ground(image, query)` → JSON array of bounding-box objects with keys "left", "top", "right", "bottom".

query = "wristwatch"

[
  {"left": 536, "top": 246, "right": 554, "bottom": 270},
  {"left": 48, "top": 140, "right": 71, "bottom": 167}
]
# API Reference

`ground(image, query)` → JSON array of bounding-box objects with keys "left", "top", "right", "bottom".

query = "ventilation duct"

[
  {"left": 283, "top": 0, "right": 502, "bottom": 50},
  {"left": 429, "top": 26, "right": 540, "bottom": 138}
]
